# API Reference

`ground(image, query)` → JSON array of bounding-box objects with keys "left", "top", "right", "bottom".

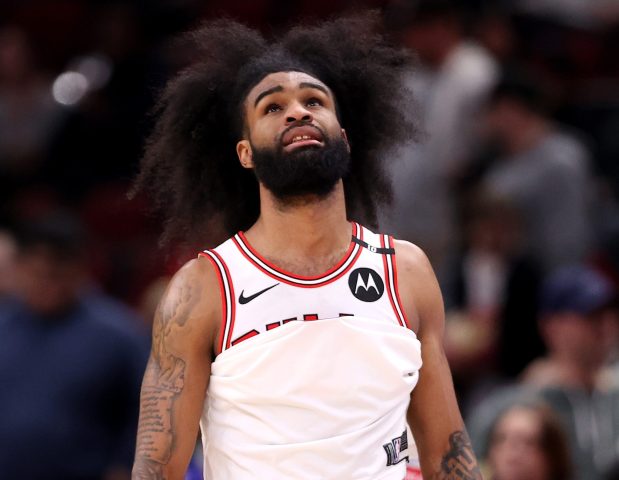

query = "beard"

[{"left": 250, "top": 132, "right": 350, "bottom": 201}]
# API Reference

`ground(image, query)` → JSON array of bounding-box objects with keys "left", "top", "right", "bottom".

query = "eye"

[
  {"left": 306, "top": 97, "right": 323, "bottom": 107},
  {"left": 265, "top": 103, "right": 281, "bottom": 114}
]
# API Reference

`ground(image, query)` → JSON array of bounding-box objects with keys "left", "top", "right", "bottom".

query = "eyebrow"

[
  {"left": 299, "top": 82, "right": 330, "bottom": 96},
  {"left": 253, "top": 82, "right": 331, "bottom": 108},
  {"left": 253, "top": 86, "right": 283, "bottom": 107}
]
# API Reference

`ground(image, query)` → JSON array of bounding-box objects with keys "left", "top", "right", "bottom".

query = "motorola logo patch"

[{"left": 348, "top": 268, "right": 384, "bottom": 302}]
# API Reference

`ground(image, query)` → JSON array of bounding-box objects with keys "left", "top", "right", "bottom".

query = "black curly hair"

[{"left": 132, "top": 11, "right": 417, "bottom": 246}]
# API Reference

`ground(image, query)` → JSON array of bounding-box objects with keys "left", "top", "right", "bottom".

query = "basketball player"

[{"left": 131, "top": 14, "right": 481, "bottom": 480}]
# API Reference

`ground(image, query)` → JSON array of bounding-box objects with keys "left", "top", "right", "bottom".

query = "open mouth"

[{"left": 281, "top": 125, "right": 325, "bottom": 151}]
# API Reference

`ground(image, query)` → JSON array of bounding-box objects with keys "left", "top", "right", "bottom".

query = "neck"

[{"left": 245, "top": 182, "right": 351, "bottom": 270}]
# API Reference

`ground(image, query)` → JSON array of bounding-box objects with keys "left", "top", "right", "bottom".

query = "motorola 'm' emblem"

[{"left": 348, "top": 268, "right": 384, "bottom": 302}]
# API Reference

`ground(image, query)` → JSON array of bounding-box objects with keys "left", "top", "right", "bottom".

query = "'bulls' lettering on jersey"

[{"left": 231, "top": 313, "right": 355, "bottom": 347}]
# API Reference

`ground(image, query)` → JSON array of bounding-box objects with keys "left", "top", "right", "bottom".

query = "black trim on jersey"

[{"left": 352, "top": 236, "right": 395, "bottom": 255}]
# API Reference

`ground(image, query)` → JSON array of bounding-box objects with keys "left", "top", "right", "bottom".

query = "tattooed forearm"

[
  {"left": 135, "top": 356, "right": 185, "bottom": 464},
  {"left": 132, "top": 457, "right": 166, "bottom": 480},
  {"left": 430, "top": 431, "right": 482, "bottom": 480},
  {"left": 132, "top": 282, "right": 199, "bottom": 479}
]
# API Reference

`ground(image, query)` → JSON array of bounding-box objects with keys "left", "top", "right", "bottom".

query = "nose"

[{"left": 286, "top": 101, "right": 313, "bottom": 124}]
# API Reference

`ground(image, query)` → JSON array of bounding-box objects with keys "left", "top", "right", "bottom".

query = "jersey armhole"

[
  {"left": 380, "top": 235, "right": 412, "bottom": 330},
  {"left": 198, "top": 250, "right": 236, "bottom": 354}
]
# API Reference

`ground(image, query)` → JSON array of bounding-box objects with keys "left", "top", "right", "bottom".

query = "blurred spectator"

[
  {"left": 485, "top": 402, "right": 573, "bottom": 480},
  {"left": 482, "top": 74, "right": 594, "bottom": 271},
  {"left": 0, "top": 26, "right": 62, "bottom": 187},
  {"left": 473, "top": 7, "right": 516, "bottom": 64},
  {"left": 384, "top": 0, "right": 498, "bottom": 275},
  {"left": 468, "top": 264, "right": 619, "bottom": 480},
  {"left": 516, "top": 0, "right": 619, "bottom": 29},
  {"left": 0, "top": 228, "right": 16, "bottom": 297},
  {"left": 46, "top": 3, "right": 158, "bottom": 202},
  {"left": 444, "top": 190, "right": 543, "bottom": 405},
  {"left": 522, "top": 265, "right": 617, "bottom": 389},
  {"left": 521, "top": 265, "right": 619, "bottom": 479},
  {"left": 0, "top": 212, "right": 148, "bottom": 480}
]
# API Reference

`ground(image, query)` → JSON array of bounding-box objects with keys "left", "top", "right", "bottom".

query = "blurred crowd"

[{"left": 0, "top": 0, "right": 618, "bottom": 479}]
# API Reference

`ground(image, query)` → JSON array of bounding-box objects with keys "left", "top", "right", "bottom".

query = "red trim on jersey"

[
  {"left": 380, "top": 236, "right": 406, "bottom": 328},
  {"left": 210, "top": 249, "right": 236, "bottom": 351},
  {"left": 389, "top": 236, "right": 411, "bottom": 329},
  {"left": 231, "top": 329, "right": 259, "bottom": 346},
  {"left": 266, "top": 321, "right": 281, "bottom": 331},
  {"left": 231, "top": 222, "right": 364, "bottom": 288},
  {"left": 237, "top": 222, "right": 357, "bottom": 279},
  {"left": 198, "top": 251, "right": 228, "bottom": 354}
]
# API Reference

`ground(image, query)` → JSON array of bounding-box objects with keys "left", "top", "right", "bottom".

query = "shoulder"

[
  {"left": 173, "top": 255, "right": 220, "bottom": 288},
  {"left": 153, "top": 256, "right": 222, "bottom": 357},
  {"left": 161, "top": 256, "right": 220, "bottom": 321},
  {"left": 392, "top": 239, "right": 440, "bottom": 299},
  {"left": 392, "top": 239, "right": 435, "bottom": 279},
  {"left": 392, "top": 239, "right": 444, "bottom": 336}
]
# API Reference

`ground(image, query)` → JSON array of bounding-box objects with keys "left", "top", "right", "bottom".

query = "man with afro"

[{"left": 131, "top": 12, "right": 481, "bottom": 480}]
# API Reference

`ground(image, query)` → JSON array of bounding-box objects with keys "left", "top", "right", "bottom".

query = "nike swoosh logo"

[{"left": 238, "top": 283, "right": 280, "bottom": 305}]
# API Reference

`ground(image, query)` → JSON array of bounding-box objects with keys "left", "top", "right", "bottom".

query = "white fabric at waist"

[{"left": 202, "top": 316, "right": 422, "bottom": 479}]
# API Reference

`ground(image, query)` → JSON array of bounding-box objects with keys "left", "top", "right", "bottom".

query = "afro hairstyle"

[{"left": 131, "top": 11, "right": 418, "bottom": 247}]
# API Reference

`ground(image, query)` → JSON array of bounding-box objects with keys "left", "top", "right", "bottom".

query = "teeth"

[{"left": 291, "top": 135, "right": 314, "bottom": 144}]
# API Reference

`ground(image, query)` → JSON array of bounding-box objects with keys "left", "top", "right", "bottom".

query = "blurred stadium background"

[{"left": 0, "top": 0, "right": 618, "bottom": 479}]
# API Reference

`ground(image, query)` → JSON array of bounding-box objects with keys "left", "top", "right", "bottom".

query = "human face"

[
  {"left": 15, "top": 247, "right": 82, "bottom": 316},
  {"left": 544, "top": 312, "right": 607, "bottom": 368},
  {"left": 488, "top": 407, "right": 550, "bottom": 480},
  {"left": 236, "top": 71, "right": 348, "bottom": 169}
]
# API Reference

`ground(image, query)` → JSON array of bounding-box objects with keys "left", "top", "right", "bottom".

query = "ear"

[
  {"left": 341, "top": 128, "right": 351, "bottom": 153},
  {"left": 236, "top": 140, "right": 254, "bottom": 169}
]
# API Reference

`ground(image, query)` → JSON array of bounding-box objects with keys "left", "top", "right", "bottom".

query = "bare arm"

[
  {"left": 395, "top": 240, "right": 482, "bottom": 480},
  {"left": 132, "top": 258, "right": 219, "bottom": 480}
]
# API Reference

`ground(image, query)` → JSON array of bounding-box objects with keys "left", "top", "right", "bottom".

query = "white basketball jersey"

[{"left": 199, "top": 223, "right": 423, "bottom": 479}]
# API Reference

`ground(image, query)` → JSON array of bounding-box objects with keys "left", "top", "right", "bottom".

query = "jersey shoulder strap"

[{"left": 198, "top": 241, "right": 236, "bottom": 353}]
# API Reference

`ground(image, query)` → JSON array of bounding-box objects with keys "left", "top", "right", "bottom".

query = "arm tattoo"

[
  {"left": 132, "top": 283, "right": 199, "bottom": 479},
  {"left": 433, "top": 431, "right": 482, "bottom": 480},
  {"left": 132, "top": 458, "right": 167, "bottom": 480}
]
